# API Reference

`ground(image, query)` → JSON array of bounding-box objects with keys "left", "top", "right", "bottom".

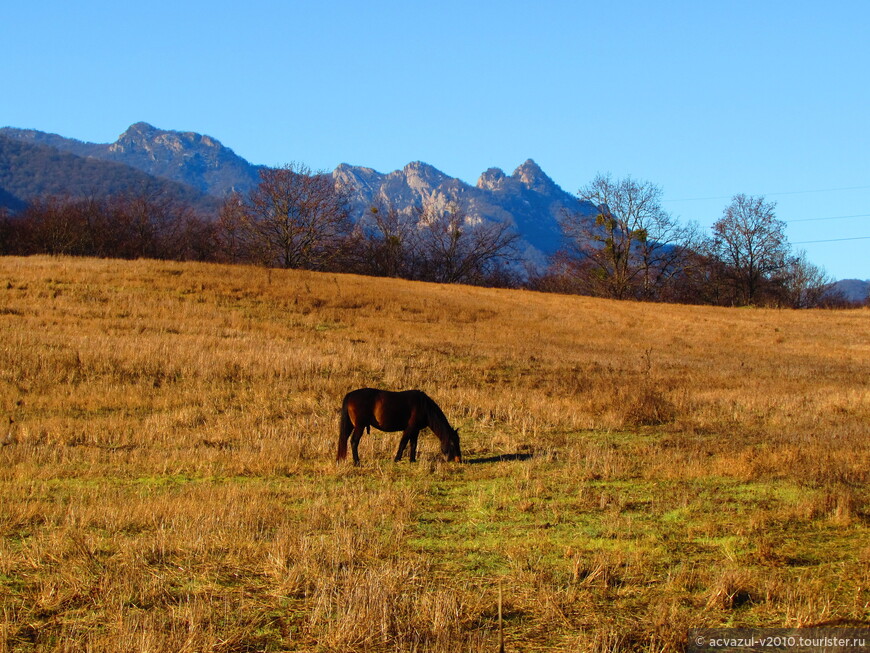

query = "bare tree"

[
  {"left": 710, "top": 194, "right": 789, "bottom": 305},
  {"left": 216, "top": 191, "right": 253, "bottom": 264},
  {"left": 782, "top": 250, "right": 834, "bottom": 308},
  {"left": 414, "top": 202, "right": 520, "bottom": 284},
  {"left": 231, "top": 163, "right": 353, "bottom": 270},
  {"left": 17, "top": 196, "right": 89, "bottom": 256},
  {"left": 3, "top": 189, "right": 208, "bottom": 261},
  {"left": 558, "top": 174, "right": 695, "bottom": 300},
  {"left": 109, "top": 186, "right": 198, "bottom": 260},
  {"left": 356, "top": 201, "right": 422, "bottom": 278}
]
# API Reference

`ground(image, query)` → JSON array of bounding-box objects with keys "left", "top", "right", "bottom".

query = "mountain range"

[
  {"left": 0, "top": 122, "right": 594, "bottom": 260},
  {"left": 2, "top": 122, "right": 862, "bottom": 295}
]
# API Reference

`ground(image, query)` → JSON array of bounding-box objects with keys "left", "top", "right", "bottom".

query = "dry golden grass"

[{"left": 0, "top": 255, "right": 867, "bottom": 652}]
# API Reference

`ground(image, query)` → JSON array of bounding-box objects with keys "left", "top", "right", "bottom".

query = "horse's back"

[
  {"left": 343, "top": 387, "right": 381, "bottom": 404},
  {"left": 343, "top": 388, "right": 426, "bottom": 432},
  {"left": 344, "top": 388, "right": 425, "bottom": 404},
  {"left": 343, "top": 388, "right": 381, "bottom": 421}
]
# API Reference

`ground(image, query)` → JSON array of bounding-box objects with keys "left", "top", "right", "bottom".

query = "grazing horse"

[{"left": 337, "top": 388, "right": 462, "bottom": 465}]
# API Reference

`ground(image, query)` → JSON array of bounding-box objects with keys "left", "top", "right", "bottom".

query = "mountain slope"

[
  {"left": 0, "top": 135, "right": 216, "bottom": 211},
  {"left": 0, "top": 185, "right": 25, "bottom": 212},
  {"left": 0, "top": 123, "right": 261, "bottom": 198}
]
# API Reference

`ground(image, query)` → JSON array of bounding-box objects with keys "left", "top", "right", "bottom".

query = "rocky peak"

[
  {"left": 112, "top": 122, "right": 223, "bottom": 156},
  {"left": 333, "top": 164, "right": 383, "bottom": 195},
  {"left": 103, "top": 122, "right": 260, "bottom": 196},
  {"left": 402, "top": 161, "right": 451, "bottom": 192},
  {"left": 123, "top": 121, "right": 159, "bottom": 138},
  {"left": 403, "top": 160, "right": 444, "bottom": 179},
  {"left": 110, "top": 122, "right": 158, "bottom": 155},
  {"left": 512, "top": 159, "right": 557, "bottom": 193},
  {"left": 477, "top": 167, "right": 507, "bottom": 191}
]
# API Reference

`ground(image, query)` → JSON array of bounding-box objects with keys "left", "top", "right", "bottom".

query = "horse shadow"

[{"left": 465, "top": 452, "right": 535, "bottom": 465}]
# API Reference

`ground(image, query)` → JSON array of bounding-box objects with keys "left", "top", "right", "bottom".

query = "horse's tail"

[{"left": 337, "top": 398, "right": 352, "bottom": 461}]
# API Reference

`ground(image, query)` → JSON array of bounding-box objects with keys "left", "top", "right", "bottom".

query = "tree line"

[
  {"left": 535, "top": 173, "right": 846, "bottom": 308},
  {"left": 0, "top": 164, "right": 856, "bottom": 308}
]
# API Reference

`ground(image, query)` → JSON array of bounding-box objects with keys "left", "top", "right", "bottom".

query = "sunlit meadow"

[{"left": 0, "top": 256, "right": 867, "bottom": 652}]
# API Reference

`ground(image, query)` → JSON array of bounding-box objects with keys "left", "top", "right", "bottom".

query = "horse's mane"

[{"left": 421, "top": 392, "right": 452, "bottom": 435}]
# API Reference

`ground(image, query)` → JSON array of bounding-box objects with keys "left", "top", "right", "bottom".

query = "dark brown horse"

[{"left": 337, "top": 388, "right": 462, "bottom": 465}]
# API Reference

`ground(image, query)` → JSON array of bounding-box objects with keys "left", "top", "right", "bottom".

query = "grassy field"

[{"left": 0, "top": 255, "right": 867, "bottom": 652}]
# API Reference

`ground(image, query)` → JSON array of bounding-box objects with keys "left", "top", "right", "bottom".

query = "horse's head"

[{"left": 442, "top": 427, "right": 462, "bottom": 463}]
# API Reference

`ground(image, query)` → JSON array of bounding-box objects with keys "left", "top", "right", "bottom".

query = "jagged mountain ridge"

[
  {"left": 0, "top": 122, "right": 596, "bottom": 258},
  {"left": 334, "top": 158, "right": 594, "bottom": 258}
]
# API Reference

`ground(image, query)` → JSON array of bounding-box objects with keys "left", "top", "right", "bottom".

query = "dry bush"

[{"left": 706, "top": 567, "right": 759, "bottom": 610}]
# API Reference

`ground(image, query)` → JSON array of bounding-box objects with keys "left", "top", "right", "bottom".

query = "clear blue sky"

[{"left": 2, "top": 1, "right": 868, "bottom": 280}]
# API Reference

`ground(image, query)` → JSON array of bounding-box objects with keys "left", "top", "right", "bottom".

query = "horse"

[{"left": 337, "top": 388, "right": 462, "bottom": 465}]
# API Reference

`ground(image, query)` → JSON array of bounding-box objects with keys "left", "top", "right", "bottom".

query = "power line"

[
  {"left": 664, "top": 184, "right": 870, "bottom": 203},
  {"left": 664, "top": 196, "right": 870, "bottom": 239},
  {"left": 660, "top": 187, "right": 870, "bottom": 246},
  {"left": 791, "top": 236, "right": 870, "bottom": 244},
  {"left": 785, "top": 213, "right": 870, "bottom": 223}
]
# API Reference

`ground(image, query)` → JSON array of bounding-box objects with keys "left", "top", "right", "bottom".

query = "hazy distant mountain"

[
  {"left": 830, "top": 278, "right": 870, "bottom": 303},
  {"left": 334, "top": 158, "right": 596, "bottom": 259},
  {"left": 0, "top": 135, "right": 214, "bottom": 211},
  {"left": 0, "top": 123, "right": 261, "bottom": 197}
]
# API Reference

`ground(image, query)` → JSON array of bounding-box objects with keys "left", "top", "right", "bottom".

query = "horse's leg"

[
  {"left": 337, "top": 425, "right": 350, "bottom": 462},
  {"left": 394, "top": 430, "right": 412, "bottom": 462},
  {"left": 397, "top": 428, "right": 420, "bottom": 463},
  {"left": 409, "top": 430, "right": 422, "bottom": 462},
  {"left": 337, "top": 401, "right": 354, "bottom": 461},
  {"left": 350, "top": 425, "right": 365, "bottom": 466}
]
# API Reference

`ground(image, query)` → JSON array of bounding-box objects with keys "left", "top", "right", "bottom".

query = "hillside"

[
  {"left": 0, "top": 257, "right": 867, "bottom": 651},
  {"left": 831, "top": 278, "right": 870, "bottom": 303},
  {"left": 0, "top": 135, "right": 217, "bottom": 212},
  {"left": 0, "top": 123, "right": 262, "bottom": 198}
]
